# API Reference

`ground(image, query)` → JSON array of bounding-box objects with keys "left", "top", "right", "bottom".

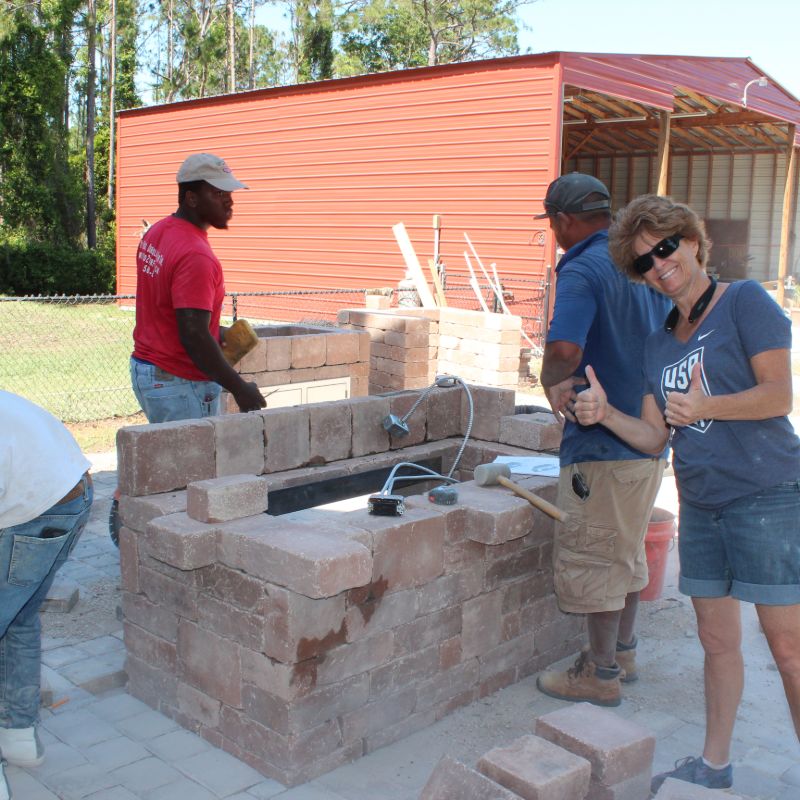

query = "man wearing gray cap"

[
  {"left": 535, "top": 173, "right": 670, "bottom": 706},
  {"left": 129, "top": 153, "right": 265, "bottom": 423}
]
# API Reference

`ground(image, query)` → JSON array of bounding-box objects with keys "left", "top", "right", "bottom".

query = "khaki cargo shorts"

[{"left": 553, "top": 458, "right": 665, "bottom": 614}]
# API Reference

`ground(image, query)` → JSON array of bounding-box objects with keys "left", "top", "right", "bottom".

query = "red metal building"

[{"left": 116, "top": 52, "right": 800, "bottom": 319}]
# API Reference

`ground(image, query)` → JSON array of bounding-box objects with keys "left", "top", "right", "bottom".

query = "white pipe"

[{"left": 464, "top": 251, "right": 490, "bottom": 312}]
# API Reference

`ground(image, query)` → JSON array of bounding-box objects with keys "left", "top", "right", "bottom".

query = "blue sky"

[
  {"left": 260, "top": 0, "right": 800, "bottom": 98},
  {"left": 515, "top": 0, "right": 800, "bottom": 97}
]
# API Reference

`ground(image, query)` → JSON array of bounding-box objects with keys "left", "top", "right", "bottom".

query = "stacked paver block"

[
  {"left": 337, "top": 306, "right": 522, "bottom": 392},
  {"left": 477, "top": 735, "right": 592, "bottom": 799},
  {"left": 223, "top": 322, "right": 370, "bottom": 411},
  {"left": 535, "top": 703, "right": 655, "bottom": 800},
  {"left": 116, "top": 387, "right": 583, "bottom": 786},
  {"left": 421, "top": 755, "right": 525, "bottom": 799}
]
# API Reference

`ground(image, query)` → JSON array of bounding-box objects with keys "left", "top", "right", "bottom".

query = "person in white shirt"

[{"left": 0, "top": 391, "right": 93, "bottom": 800}]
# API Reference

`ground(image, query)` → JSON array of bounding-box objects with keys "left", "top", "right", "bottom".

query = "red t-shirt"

[{"left": 132, "top": 215, "right": 225, "bottom": 381}]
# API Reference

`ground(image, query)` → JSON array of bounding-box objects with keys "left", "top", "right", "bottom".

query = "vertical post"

[
  {"left": 777, "top": 124, "right": 797, "bottom": 308},
  {"left": 656, "top": 111, "right": 671, "bottom": 195}
]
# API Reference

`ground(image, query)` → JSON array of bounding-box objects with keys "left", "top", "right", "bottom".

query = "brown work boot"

[
  {"left": 615, "top": 637, "right": 638, "bottom": 683},
  {"left": 537, "top": 651, "right": 621, "bottom": 707},
  {"left": 579, "top": 638, "right": 638, "bottom": 684}
]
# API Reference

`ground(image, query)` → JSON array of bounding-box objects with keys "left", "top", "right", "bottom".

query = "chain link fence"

[{"left": 0, "top": 282, "right": 547, "bottom": 423}]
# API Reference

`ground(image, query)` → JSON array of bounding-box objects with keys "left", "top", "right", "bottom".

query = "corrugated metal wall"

[
  {"left": 570, "top": 152, "right": 800, "bottom": 282},
  {"left": 116, "top": 58, "right": 562, "bottom": 307}
]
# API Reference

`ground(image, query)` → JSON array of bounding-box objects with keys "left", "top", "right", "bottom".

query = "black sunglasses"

[{"left": 632, "top": 235, "right": 683, "bottom": 275}]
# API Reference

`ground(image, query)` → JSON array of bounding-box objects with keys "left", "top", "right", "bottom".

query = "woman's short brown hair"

[{"left": 608, "top": 194, "right": 711, "bottom": 281}]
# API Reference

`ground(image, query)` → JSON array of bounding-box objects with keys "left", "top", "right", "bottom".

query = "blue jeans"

[
  {"left": 678, "top": 479, "right": 800, "bottom": 605},
  {"left": 0, "top": 475, "right": 93, "bottom": 727},
  {"left": 130, "top": 357, "right": 221, "bottom": 423}
]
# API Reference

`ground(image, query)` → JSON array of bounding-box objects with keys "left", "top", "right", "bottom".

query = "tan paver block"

[
  {"left": 462, "top": 385, "right": 516, "bottom": 441},
  {"left": 456, "top": 483, "right": 535, "bottom": 545},
  {"left": 144, "top": 512, "right": 220, "bottom": 570},
  {"left": 477, "top": 734, "right": 591, "bottom": 800},
  {"left": 119, "top": 491, "right": 187, "bottom": 533},
  {"left": 187, "top": 474, "right": 270, "bottom": 523},
  {"left": 535, "top": 702, "right": 655, "bottom": 785},
  {"left": 117, "top": 419, "right": 215, "bottom": 496},
  {"left": 290, "top": 334, "right": 326, "bottom": 368},
  {"left": 349, "top": 395, "right": 391, "bottom": 456},
  {"left": 264, "top": 335, "right": 291, "bottom": 370},
  {"left": 261, "top": 407, "right": 310, "bottom": 472},
  {"left": 212, "top": 412, "right": 266, "bottom": 477},
  {"left": 325, "top": 332, "right": 360, "bottom": 365},
  {"left": 421, "top": 755, "right": 524, "bottom": 799},
  {"left": 218, "top": 515, "right": 372, "bottom": 599},
  {"left": 499, "top": 414, "right": 562, "bottom": 451},
  {"left": 309, "top": 401, "right": 352, "bottom": 463}
]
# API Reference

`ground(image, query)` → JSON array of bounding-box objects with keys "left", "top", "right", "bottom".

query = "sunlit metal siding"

[{"left": 116, "top": 57, "right": 562, "bottom": 298}]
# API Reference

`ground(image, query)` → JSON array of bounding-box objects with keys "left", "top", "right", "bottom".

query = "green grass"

[{"left": 0, "top": 299, "right": 141, "bottom": 422}]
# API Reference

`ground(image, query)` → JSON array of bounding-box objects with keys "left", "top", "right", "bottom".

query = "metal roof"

[{"left": 557, "top": 52, "right": 800, "bottom": 156}]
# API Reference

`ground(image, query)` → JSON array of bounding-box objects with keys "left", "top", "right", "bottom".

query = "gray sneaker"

[{"left": 651, "top": 756, "right": 733, "bottom": 793}]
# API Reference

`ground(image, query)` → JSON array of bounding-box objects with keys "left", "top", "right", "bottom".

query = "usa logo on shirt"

[{"left": 660, "top": 347, "right": 712, "bottom": 433}]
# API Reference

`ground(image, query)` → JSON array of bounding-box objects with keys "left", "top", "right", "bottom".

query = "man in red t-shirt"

[
  {"left": 112, "top": 154, "right": 266, "bottom": 544},
  {"left": 129, "top": 152, "right": 265, "bottom": 421}
]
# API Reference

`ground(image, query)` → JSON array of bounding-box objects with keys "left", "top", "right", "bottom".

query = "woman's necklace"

[{"left": 664, "top": 277, "right": 717, "bottom": 332}]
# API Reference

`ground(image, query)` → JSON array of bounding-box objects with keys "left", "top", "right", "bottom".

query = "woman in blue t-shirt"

[{"left": 572, "top": 194, "right": 800, "bottom": 794}]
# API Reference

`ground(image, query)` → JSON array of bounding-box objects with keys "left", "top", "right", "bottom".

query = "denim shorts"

[
  {"left": 678, "top": 480, "right": 800, "bottom": 605},
  {"left": 130, "top": 356, "right": 221, "bottom": 423}
]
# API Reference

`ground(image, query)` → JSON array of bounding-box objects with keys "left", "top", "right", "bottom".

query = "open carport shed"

[{"left": 115, "top": 51, "right": 800, "bottom": 324}]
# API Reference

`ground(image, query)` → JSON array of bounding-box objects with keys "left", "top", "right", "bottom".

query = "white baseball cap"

[{"left": 175, "top": 153, "right": 249, "bottom": 191}]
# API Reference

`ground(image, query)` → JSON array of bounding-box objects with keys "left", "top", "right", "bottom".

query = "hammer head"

[{"left": 474, "top": 462, "right": 512, "bottom": 487}]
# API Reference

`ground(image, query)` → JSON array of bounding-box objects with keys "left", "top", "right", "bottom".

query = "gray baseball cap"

[
  {"left": 535, "top": 173, "right": 610, "bottom": 218},
  {"left": 176, "top": 153, "right": 248, "bottom": 191}
]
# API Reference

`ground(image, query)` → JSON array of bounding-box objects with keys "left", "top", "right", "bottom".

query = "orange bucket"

[{"left": 640, "top": 507, "right": 676, "bottom": 601}]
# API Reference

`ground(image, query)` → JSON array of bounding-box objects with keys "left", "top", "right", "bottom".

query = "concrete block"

[
  {"left": 388, "top": 391, "right": 427, "bottom": 448},
  {"left": 309, "top": 401, "right": 352, "bottom": 463},
  {"left": 477, "top": 734, "right": 591, "bottom": 800},
  {"left": 392, "top": 606, "right": 461, "bottom": 657},
  {"left": 177, "top": 681, "right": 221, "bottom": 729},
  {"left": 120, "top": 491, "right": 187, "bottom": 533},
  {"left": 263, "top": 584, "right": 347, "bottom": 664},
  {"left": 178, "top": 620, "right": 241, "bottom": 707},
  {"left": 535, "top": 702, "right": 655, "bottom": 785},
  {"left": 212, "top": 413, "right": 266, "bottom": 477},
  {"left": 315, "top": 630, "right": 394, "bottom": 685},
  {"left": 426, "top": 385, "right": 463, "bottom": 440},
  {"left": 461, "top": 591, "right": 504, "bottom": 660},
  {"left": 349, "top": 396, "right": 391, "bottom": 456},
  {"left": 187, "top": 474, "right": 270, "bottom": 523},
  {"left": 421, "top": 756, "right": 524, "bottom": 799},
  {"left": 124, "top": 621, "right": 178, "bottom": 673},
  {"left": 123, "top": 591, "right": 179, "bottom": 642},
  {"left": 118, "top": 526, "right": 140, "bottom": 593},
  {"left": 262, "top": 407, "right": 310, "bottom": 472},
  {"left": 117, "top": 419, "right": 216, "bottom": 496},
  {"left": 347, "top": 505, "right": 445, "bottom": 592},
  {"left": 291, "top": 334, "right": 326, "bottom": 368},
  {"left": 499, "top": 414, "right": 562, "bottom": 452},
  {"left": 144, "top": 512, "right": 219, "bottom": 570},
  {"left": 237, "top": 336, "right": 267, "bottom": 373},
  {"left": 265, "top": 336, "right": 291, "bottom": 371},
  {"left": 463, "top": 385, "right": 516, "bottom": 442},
  {"left": 653, "top": 778, "right": 745, "bottom": 799},
  {"left": 218, "top": 515, "right": 372, "bottom": 600},
  {"left": 326, "top": 332, "right": 360, "bottom": 365},
  {"left": 456, "top": 482, "right": 536, "bottom": 545}
]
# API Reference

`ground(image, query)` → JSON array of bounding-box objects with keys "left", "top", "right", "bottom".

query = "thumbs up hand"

[
  {"left": 574, "top": 365, "right": 609, "bottom": 426},
  {"left": 665, "top": 362, "right": 706, "bottom": 427}
]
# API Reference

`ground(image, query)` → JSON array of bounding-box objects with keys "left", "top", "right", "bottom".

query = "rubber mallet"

[{"left": 473, "top": 462, "right": 568, "bottom": 523}]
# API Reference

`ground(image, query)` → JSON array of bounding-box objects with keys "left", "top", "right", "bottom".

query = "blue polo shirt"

[{"left": 547, "top": 230, "right": 671, "bottom": 466}]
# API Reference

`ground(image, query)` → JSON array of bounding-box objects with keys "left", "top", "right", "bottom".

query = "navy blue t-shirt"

[
  {"left": 547, "top": 230, "right": 671, "bottom": 466},
  {"left": 644, "top": 280, "right": 800, "bottom": 508}
]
